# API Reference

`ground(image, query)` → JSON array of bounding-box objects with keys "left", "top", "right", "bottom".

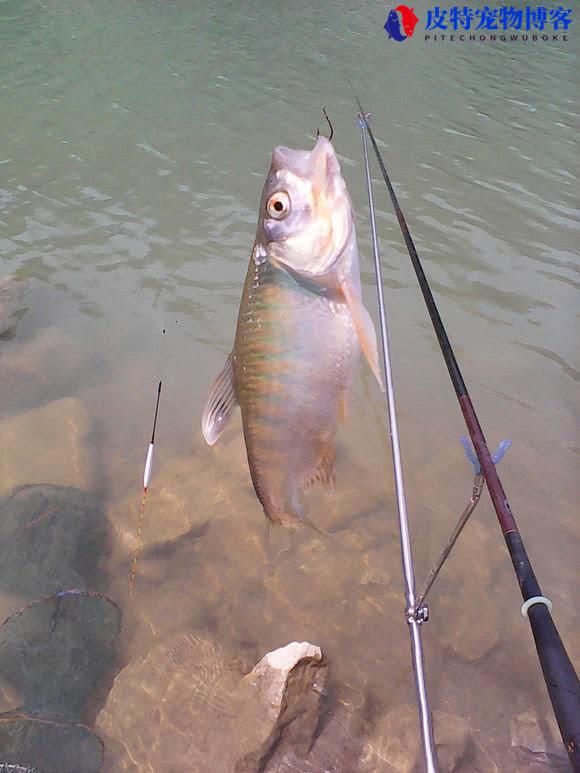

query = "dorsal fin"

[{"left": 201, "top": 353, "right": 238, "bottom": 445}]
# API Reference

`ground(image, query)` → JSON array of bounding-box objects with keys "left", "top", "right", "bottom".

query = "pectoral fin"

[
  {"left": 341, "top": 280, "right": 384, "bottom": 391},
  {"left": 201, "top": 353, "right": 238, "bottom": 445}
]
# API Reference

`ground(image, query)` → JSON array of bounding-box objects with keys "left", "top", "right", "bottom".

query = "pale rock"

[
  {"left": 0, "top": 397, "right": 92, "bottom": 494},
  {"left": 235, "top": 641, "right": 328, "bottom": 772}
]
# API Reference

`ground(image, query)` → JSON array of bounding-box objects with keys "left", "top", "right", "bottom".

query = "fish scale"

[{"left": 234, "top": 256, "right": 358, "bottom": 524}]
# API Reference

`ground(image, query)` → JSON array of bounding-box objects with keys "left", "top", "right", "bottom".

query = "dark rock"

[
  {"left": 0, "top": 591, "right": 120, "bottom": 724},
  {"left": 0, "top": 714, "right": 103, "bottom": 773},
  {"left": 266, "top": 688, "right": 368, "bottom": 772},
  {"left": 0, "top": 485, "right": 107, "bottom": 600}
]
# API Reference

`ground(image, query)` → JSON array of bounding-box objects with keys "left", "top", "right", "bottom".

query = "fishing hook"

[{"left": 316, "top": 107, "right": 334, "bottom": 142}]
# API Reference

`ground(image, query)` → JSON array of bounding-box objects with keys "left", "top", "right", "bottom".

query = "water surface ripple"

[{"left": 0, "top": 1, "right": 578, "bottom": 770}]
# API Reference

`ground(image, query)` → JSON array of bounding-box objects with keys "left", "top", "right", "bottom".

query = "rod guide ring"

[{"left": 521, "top": 596, "right": 553, "bottom": 618}]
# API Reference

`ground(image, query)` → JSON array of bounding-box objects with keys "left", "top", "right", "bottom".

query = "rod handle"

[{"left": 505, "top": 532, "right": 580, "bottom": 768}]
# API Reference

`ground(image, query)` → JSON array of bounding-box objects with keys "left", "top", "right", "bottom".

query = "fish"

[
  {"left": 384, "top": 9, "right": 407, "bottom": 41},
  {"left": 202, "top": 136, "right": 382, "bottom": 526}
]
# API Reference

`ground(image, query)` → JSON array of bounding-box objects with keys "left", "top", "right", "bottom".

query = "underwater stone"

[
  {"left": 96, "top": 636, "right": 328, "bottom": 772},
  {"left": 0, "top": 715, "right": 103, "bottom": 773},
  {"left": 0, "top": 277, "right": 27, "bottom": 338},
  {"left": 96, "top": 632, "right": 240, "bottom": 771},
  {"left": 359, "top": 705, "right": 418, "bottom": 772},
  {"left": 0, "top": 485, "right": 107, "bottom": 600},
  {"left": 433, "top": 585, "right": 500, "bottom": 662},
  {"left": 0, "top": 328, "right": 95, "bottom": 420},
  {"left": 234, "top": 641, "right": 328, "bottom": 772},
  {"left": 265, "top": 687, "right": 368, "bottom": 772},
  {"left": 431, "top": 710, "right": 470, "bottom": 772},
  {"left": 511, "top": 710, "right": 567, "bottom": 761},
  {"left": 360, "top": 706, "right": 473, "bottom": 772},
  {"left": 0, "top": 398, "right": 92, "bottom": 494},
  {"left": 0, "top": 591, "right": 120, "bottom": 724},
  {"left": 107, "top": 453, "right": 219, "bottom": 557}
]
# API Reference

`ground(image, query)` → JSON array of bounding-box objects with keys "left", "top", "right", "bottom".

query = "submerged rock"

[
  {"left": 97, "top": 637, "right": 328, "bottom": 772},
  {"left": 511, "top": 711, "right": 568, "bottom": 769},
  {"left": 0, "top": 485, "right": 107, "bottom": 600},
  {"left": 235, "top": 641, "right": 328, "bottom": 772},
  {"left": 0, "top": 591, "right": 120, "bottom": 724},
  {"left": 266, "top": 687, "right": 367, "bottom": 772},
  {"left": 0, "top": 714, "right": 103, "bottom": 773},
  {"left": 0, "top": 328, "right": 96, "bottom": 420},
  {"left": 96, "top": 632, "right": 240, "bottom": 771},
  {"left": 0, "top": 277, "right": 27, "bottom": 338},
  {"left": 360, "top": 706, "right": 471, "bottom": 772},
  {"left": 107, "top": 451, "right": 234, "bottom": 559},
  {"left": 433, "top": 584, "right": 500, "bottom": 662},
  {"left": 0, "top": 398, "right": 93, "bottom": 495}
]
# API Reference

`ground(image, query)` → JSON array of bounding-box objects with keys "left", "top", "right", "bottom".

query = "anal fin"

[
  {"left": 341, "top": 279, "right": 384, "bottom": 391},
  {"left": 201, "top": 353, "right": 238, "bottom": 445},
  {"left": 302, "top": 441, "right": 336, "bottom": 490}
]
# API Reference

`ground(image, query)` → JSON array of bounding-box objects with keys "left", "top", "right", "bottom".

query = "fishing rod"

[
  {"left": 353, "top": 93, "right": 580, "bottom": 769},
  {"left": 357, "top": 114, "right": 438, "bottom": 773}
]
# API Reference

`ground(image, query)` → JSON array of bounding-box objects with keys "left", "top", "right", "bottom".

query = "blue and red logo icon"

[{"left": 384, "top": 5, "right": 419, "bottom": 40}]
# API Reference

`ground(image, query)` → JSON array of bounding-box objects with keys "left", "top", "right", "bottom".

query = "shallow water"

[{"left": 0, "top": 0, "right": 578, "bottom": 770}]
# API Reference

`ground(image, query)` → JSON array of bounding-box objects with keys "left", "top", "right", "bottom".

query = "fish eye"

[{"left": 266, "top": 191, "right": 291, "bottom": 220}]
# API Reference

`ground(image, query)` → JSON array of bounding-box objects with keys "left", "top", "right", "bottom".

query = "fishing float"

[
  {"left": 129, "top": 379, "right": 162, "bottom": 594},
  {"left": 352, "top": 93, "right": 580, "bottom": 769}
]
